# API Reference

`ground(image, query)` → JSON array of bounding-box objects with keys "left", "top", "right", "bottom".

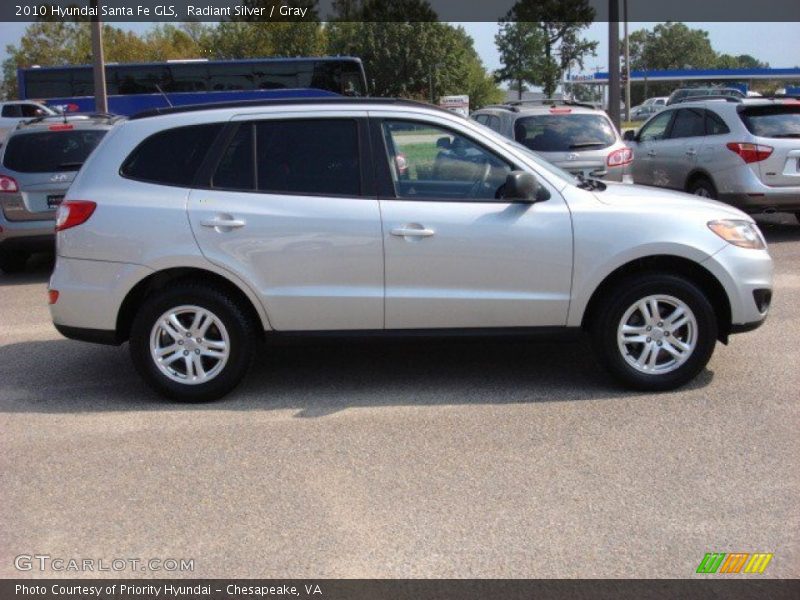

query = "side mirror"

[
  {"left": 622, "top": 129, "right": 637, "bottom": 142},
  {"left": 504, "top": 170, "right": 550, "bottom": 203},
  {"left": 436, "top": 136, "right": 451, "bottom": 149}
]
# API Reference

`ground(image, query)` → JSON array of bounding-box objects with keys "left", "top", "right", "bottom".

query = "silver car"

[
  {"left": 624, "top": 98, "right": 800, "bottom": 220},
  {"left": 0, "top": 113, "right": 121, "bottom": 273},
  {"left": 49, "top": 98, "right": 772, "bottom": 401},
  {"left": 0, "top": 101, "right": 56, "bottom": 143},
  {"left": 471, "top": 100, "right": 632, "bottom": 182}
]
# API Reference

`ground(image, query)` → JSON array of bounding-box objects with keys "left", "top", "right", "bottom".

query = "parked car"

[
  {"left": 49, "top": 98, "right": 772, "bottom": 401},
  {"left": 623, "top": 97, "right": 800, "bottom": 220},
  {"left": 0, "top": 113, "right": 123, "bottom": 273},
  {"left": 630, "top": 104, "right": 663, "bottom": 122},
  {"left": 666, "top": 87, "right": 746, "bottom": 105},
  {"left": 471, "top": 99, "right": 633, "bottom": 182},
  {"left": 643, "top": 96, "right": 669, "bottom": 107},
  {"left": 0, "top": 101, "right": 56, "bottom": 142}
]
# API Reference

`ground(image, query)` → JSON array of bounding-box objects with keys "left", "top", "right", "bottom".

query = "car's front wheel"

[
  {"left": 591, "top": 274, "right": 718, "bottom": 391},
  {"left": 129, "top": 284, "right": 257, "bottom": 401}
]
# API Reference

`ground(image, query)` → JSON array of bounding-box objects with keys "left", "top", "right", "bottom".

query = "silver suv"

[
  {"left": 470, "top": 100, "right": 632, "bottom": 182},
  {"left": 49, "top": 98, "right": 772, "bottom": 401},
  {"left": 0, "top": 113, "right": 121, "bottom": 272},
  {"left": 624, "top": 98, "right": 800, "bottom": 220}
]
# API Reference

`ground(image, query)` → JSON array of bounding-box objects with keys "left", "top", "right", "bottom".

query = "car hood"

[{"left": 593, "top": 182, "right": 750, "bottom": 220}]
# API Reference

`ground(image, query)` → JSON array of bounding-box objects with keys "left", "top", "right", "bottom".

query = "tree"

[
  {"left": 502, "top": 0, "right": 597, "bottom": 98},
  {"left": 627, "top": 22, "right": 718, "bottom": 72},
  {"left": 494, "top": 21, "right": 545, "bottom": 100},
  {"left": 716, "top": 54, "right": 768, "bottom": 69}
]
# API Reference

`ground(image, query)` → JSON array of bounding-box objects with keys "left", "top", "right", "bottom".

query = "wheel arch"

[
  {"left": 580, "top": 255, "right": 733, "bottom": 343},
  {"left": 116, "top": 267, "right": 268, "bottom": 343},
  {"left": 685, "top": 168, "right": 716, "bottom": 193}
]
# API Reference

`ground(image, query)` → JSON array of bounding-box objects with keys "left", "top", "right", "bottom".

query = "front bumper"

[{"left": 701, "top": 242, "right": 773, "bottom": 332}]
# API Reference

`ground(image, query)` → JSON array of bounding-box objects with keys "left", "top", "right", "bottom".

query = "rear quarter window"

[
  {"left": 739, "top": 105, "right": 800, "bottom": 138},
  {"left": 121, "top": 123, "right": 223, "bottom": 186}
]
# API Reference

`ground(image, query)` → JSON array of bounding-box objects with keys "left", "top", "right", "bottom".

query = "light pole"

[
  {"left": 90, "top": 0, "right": 107, "bottom": 113},
  {"left": 623, "top": 0, "right": 631, "bottom": 122},
  {"left": 608, "top": 0, "right": 621, "bottom": 129}
]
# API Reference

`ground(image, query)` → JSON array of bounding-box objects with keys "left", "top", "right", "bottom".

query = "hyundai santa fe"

[{"left": 48, "top": 98, "right": 773, "bottom": 401}]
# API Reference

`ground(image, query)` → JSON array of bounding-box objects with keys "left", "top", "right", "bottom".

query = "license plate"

[{"left": 46, "top": 194, "right": 64, "bottom": 208}]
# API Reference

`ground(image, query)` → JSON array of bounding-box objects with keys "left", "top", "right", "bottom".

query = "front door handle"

[
  {"left": 647, "top": 150, "right": 657, "bottom": 157},
  {"left": 391, "top": 226, "right": 435, "bottom": 238},
  {"left": 200, "top": 217, "right": 246, "bottom": 229}
]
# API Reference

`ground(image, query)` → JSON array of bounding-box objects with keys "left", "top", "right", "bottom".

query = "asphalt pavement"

[{"left": 1, "top": 213, "right": 798, "bottom": 578}]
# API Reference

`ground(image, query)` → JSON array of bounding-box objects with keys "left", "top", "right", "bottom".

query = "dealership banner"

[
  {"left": 2, "top": 0, "right": 800, "bottom": 22},
  {"left": 3, "top": 579, "right": 800, "bottom": 600}
]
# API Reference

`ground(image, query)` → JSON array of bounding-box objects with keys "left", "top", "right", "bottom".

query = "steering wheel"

[{"left": 468, "top": 161, "right": 492, "bottom": 198}]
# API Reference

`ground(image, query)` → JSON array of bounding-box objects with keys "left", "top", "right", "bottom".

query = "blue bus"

[{"left": 17, "top": 56, "right": 368, "bottom": 115}]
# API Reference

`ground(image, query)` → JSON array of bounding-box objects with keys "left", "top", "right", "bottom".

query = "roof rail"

[
  {"left": 507, "top": 98, "right": 598, "bottom": 110},
  {"left": 673, "top": 95, "right": 743, "bottom": 104},
  {"left": 129, "top": 97, "right": 450, "bottom": 120}
]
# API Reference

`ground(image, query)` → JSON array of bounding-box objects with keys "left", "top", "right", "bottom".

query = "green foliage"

[
  {"left": 499, "top": 0, "right": 597, "bottom": 98},
  {"left": 494, "top": 22, "right": 545, "bottom": 100}
]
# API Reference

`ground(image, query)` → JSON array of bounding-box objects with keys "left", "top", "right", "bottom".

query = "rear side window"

[
  {"left": 3, "top": 130, "right": 106, "bottom": 173},
  {"left": 739, "top": 105, "right": 800, "bottom": 139},
  {"left": 212, "top": 119, "right": 360, "bottom": 196},
  {"left": 121, "top": 124, "right": 223, "bottom": 186},
  {"left": 514, "top": 114, "right": 617, "bottom": 151},
  {"left": 669, "top": 108, "right": 705, "bottom": 138}
]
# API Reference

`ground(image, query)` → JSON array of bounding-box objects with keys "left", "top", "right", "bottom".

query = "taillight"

[
  {"left": 0, "top": 174, "right": 19, "bottom": 193},
  {"left": 607, "top": 147, "right": 633, "bottom": 167},
  {"left": 48, "top": 123, "right": 74, "bottom": 131},
  {"left": 549, "top": 107, "right": 572, "bottom": 114},
  {"left": 48, "top": 289, "right": 60, "bottom": 305},
  {"left": 726, "top": 142, "right": 773, "bottom": 164},
  {"left": 55, "top": 200, "right": 96, "bottom": 232}
]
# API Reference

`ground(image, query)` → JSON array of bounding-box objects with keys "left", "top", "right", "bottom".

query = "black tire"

[
  {"left": 0, "top": 250, "right": 29, "bottom": 274},
  {"left": 688, "top": 177, "right": 717, "bottom": 199},
  {"left": 590, "top": 273, "right": 718, "bottom": 391},
  {"left": 129, "top": 283, "right": 257, "bottom": 402}
]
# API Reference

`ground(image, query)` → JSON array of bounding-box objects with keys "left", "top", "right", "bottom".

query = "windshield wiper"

[
  {"left": 768, "top": 133, "right": 800, "bottom": 138},
  {"left": 57, "top": 162, "right": 83, "bottom": 170},
  {"left": 569, "top": 141, "right": 607, "bottom": 149}
]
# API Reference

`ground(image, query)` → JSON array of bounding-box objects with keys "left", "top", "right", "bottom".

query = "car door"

[
  {"left": 187, "top": 112, "right": 385, "bottom": 331},
  {"left": 659, "top": 107, "right": 706, "bottom": 189},
  {"left": 372, "top": 115, "right": 573, "bottom": 330},
  {"left": 631, "top": 110, "right": 675, "bottom": 186}
]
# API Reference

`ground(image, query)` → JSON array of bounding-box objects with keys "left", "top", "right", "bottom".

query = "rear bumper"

[
  {"left": 0, "top": 233, "right": 54, "bottom": 254},
  {"left": 53, "top": 323, "right": 121, "bottom": 346},
  {"left": 720, "top": 191, "right": 800, "bottom": 213}
]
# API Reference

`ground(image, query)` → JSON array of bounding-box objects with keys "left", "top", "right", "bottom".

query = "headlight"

[{"left": 707, "top": 219, "right": 766, "bottom": 250}]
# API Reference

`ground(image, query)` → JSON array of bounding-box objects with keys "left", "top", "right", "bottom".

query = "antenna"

[{"left": 154, "top": 84, "right": 174, "bottom": 108}]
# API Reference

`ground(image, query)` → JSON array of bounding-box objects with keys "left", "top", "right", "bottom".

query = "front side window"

[
  {"left": 669, "top": 108, "right": 705, "bottom": 139},
  {"left": 382, "top": 120, "right": 512, "bottom": 200},
  {"left": 121, "top": 124, "right": 223, "bottom": 186},
  {"left": 514, "top": 113, "right": 617, "bottom": 152},
  {"left": 638, "top": 110, "right": 674, "bottom": 142}
]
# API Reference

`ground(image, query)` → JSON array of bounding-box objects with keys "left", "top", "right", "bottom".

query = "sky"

[{"left": 1, "top": 21, "right": 799, "bottom": 75}]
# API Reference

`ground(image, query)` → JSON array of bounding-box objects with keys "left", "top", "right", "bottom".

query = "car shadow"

[
  {"left": 0, "top": 251, "right": 53, "bottom": 285},
  {"left": 755, "top": 213, "right": 800, "bottom": 245},
  {"left": 0, "top": 336, "right": 714, "bottom": 416}
]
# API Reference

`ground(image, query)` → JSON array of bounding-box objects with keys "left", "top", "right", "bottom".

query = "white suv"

[{"left": 49, "top": 98, "right": 773, "bottom": 401}]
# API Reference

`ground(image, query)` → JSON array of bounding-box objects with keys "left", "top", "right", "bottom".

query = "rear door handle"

[
  {"left": 200, "top": 217, "right": 246, "bottom": 229},
  {"left": 647, "top": 150, "right": 657, "bottom": 157},
  {"left": 685, "top": 149, "right": 697, "bottom": 156},
  {"left": 391, "top": 226, "right": 435, "bottom": 238}
]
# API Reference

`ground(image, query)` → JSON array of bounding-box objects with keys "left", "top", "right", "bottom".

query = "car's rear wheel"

[
  {"left": 688, "top": 177, "right": 717, "bottom": 199},
  {"left": 129, "top": 284, "right": 257, "bottom": 401},
  {"left": 591, "top": 274, "right": 717, "bottom": 391},
  {"left": 0, "top": 249, "right": 29, "bottom": 274}
]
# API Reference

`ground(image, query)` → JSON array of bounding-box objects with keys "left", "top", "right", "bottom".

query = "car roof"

[
  {"left": 665, "top": 97, "right": 799, "bottom": 110},
  {"left": 474, "top": 100, "right": 604, "bottom": 116}
]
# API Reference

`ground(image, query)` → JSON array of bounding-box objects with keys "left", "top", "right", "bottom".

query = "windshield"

[
  {"left": 469, "top": 119, "right": 578, "bottom": 185},
  {"left": 2, "top": 129, "right": 106, "bottom": 173},
  {"left": 513, "top": 114, "right": 617, "bottom": 152}
]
